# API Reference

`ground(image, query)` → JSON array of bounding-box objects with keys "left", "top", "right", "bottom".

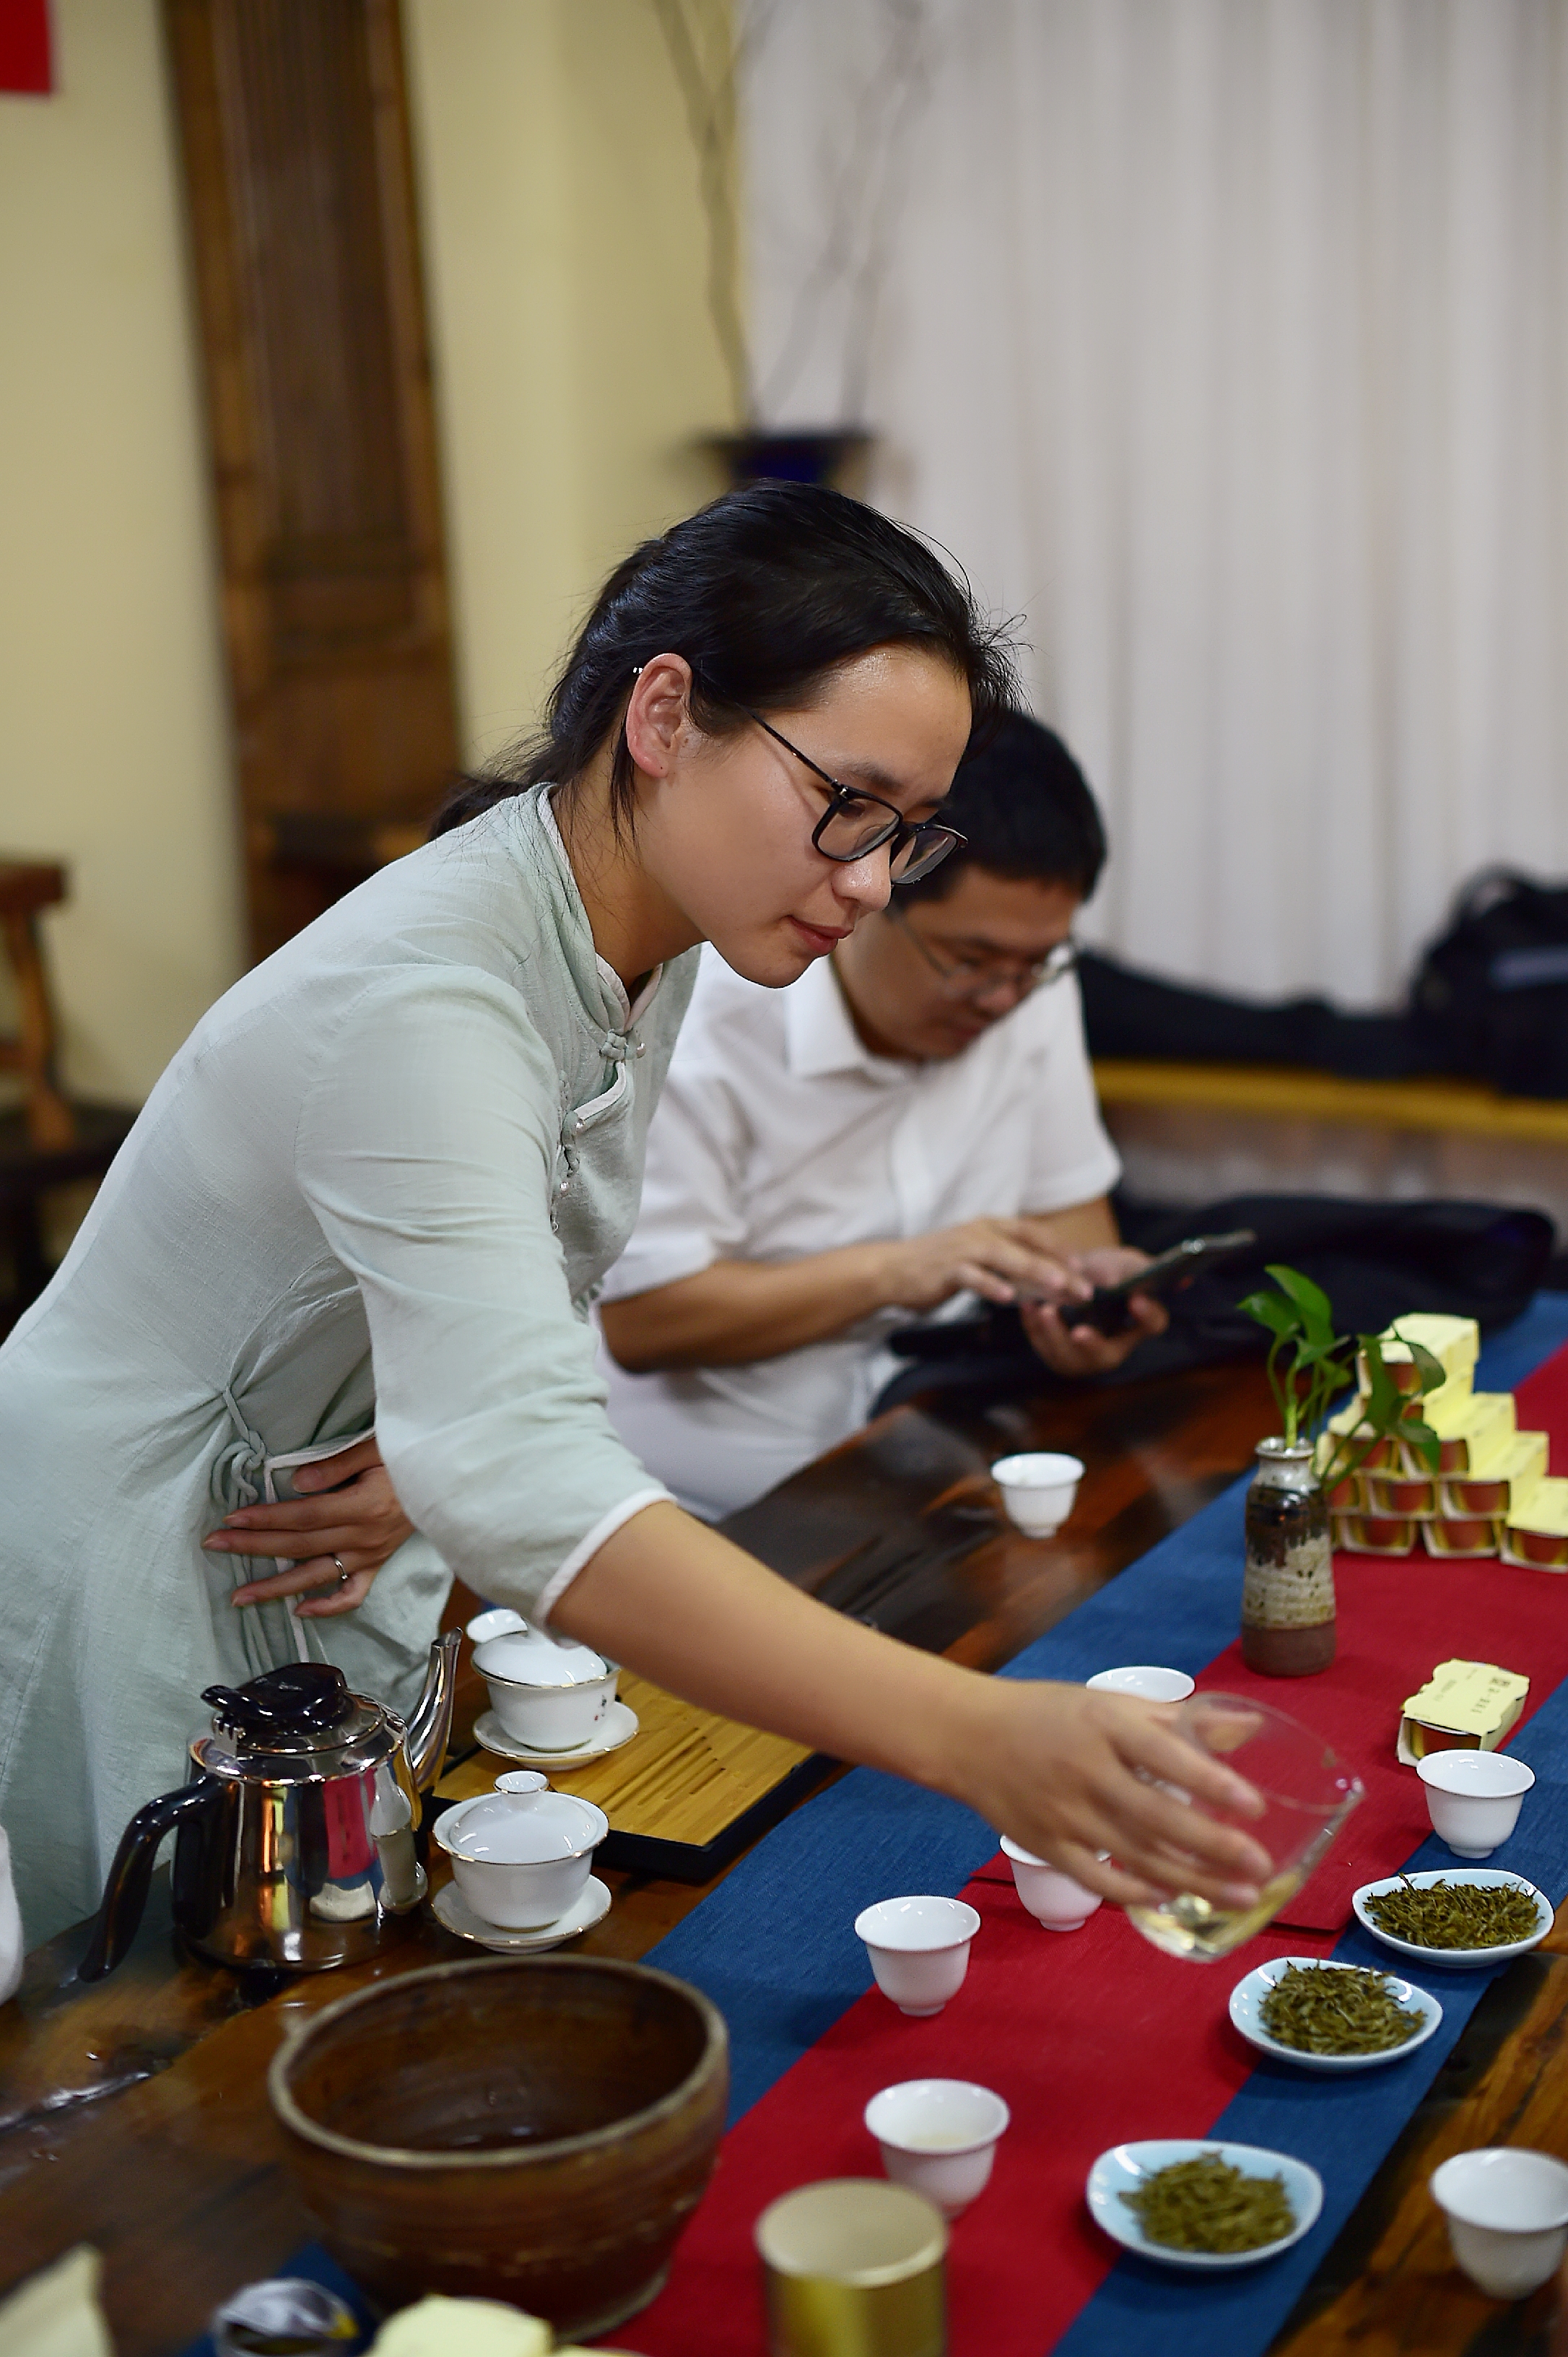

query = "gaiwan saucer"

[
  {"left": 474, "top": 1698, "right": 640, "bottom": 1766},
  {"left": 432, "top": 1874, "right": 611, "bottom": 1954}
]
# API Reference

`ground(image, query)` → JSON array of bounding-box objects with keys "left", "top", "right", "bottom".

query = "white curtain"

[{"left": 742, "top": 0, "right": 1568, "bottom": 1005}]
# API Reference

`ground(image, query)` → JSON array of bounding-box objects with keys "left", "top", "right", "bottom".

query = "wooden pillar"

[{"left": 162, "top": 0, "right": 461, "bottom": 960}]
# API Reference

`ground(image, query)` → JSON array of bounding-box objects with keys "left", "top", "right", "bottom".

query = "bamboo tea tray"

[{"left": 434, "top": 1670, "right": 832, "bottom": 1880}]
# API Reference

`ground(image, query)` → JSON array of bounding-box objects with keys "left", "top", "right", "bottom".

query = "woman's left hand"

[{"left": 202, "top": 1436, "right": 415, "bottom": 1618}]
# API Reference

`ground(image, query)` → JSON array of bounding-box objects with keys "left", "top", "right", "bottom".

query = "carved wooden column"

[{"left": 163, "top": 0, "right": 460, "bottom": 959}]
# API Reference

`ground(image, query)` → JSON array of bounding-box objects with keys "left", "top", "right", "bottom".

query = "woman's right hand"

[
  {"left": 956, "top": 1682, "right": 1271, "bottom": 1910},
  {"left": 554, "top": 1502, "right": 1271, "bottom": 1917}
]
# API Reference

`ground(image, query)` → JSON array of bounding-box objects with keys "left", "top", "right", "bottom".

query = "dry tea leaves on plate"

[
  {"left": 1120, "top": 2150, "right": 1296, "bottom": 2253},
  {"left": 1258, "top": 1963, "right": 1421, "bottom": 2055},
  {"left": 1364, "top": 1875, "right": 1541, "bottom": 1950}
]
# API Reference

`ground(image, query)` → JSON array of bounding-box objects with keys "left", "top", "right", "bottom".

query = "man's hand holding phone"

[{"left": 1022, "top": 1246, "right": 1169, "bottom": 1375}]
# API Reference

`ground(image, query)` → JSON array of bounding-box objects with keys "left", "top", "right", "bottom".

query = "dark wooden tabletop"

[{"left": 2, "top": 1354, "right": 1563, "bottom": 2355}]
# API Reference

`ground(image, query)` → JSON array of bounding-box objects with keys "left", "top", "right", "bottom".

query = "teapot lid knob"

[
  {"left": 495, "top": 1770, "right": 549, "bottom": 1794},
  {"left": 201, "top": 1662, "right": 354, "bottom": 1742}
]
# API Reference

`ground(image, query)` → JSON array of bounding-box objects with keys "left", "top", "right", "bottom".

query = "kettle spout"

[{"left": 404, "top": 1628, "right": 461, "bottom": 1792}]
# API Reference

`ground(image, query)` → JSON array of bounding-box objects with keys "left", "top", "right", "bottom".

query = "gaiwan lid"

[
  {"left": 438, "top": 1775, "right": 609, "bottom": 1864},
  {"left": 471, "top": 1626, "right": 607, "bottom": 1688}
]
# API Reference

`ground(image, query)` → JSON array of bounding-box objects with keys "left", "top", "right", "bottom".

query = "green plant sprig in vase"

[{"left": 1232, "top": 1266, "right": 1445, "bottom": 1676}]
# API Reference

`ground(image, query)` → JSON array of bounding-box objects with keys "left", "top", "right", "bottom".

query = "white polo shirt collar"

[{"left": 785, "top": 950, "right": 915, "bottom": 1085}]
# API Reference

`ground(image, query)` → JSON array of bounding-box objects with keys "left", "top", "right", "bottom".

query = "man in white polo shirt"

[{"left": 597, "top": 714, "right": 1164, "bottom": 1519}]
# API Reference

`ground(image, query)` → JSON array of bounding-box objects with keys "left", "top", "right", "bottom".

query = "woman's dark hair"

[
  {"left": 897, "top": 710, "right": 1108, "bottom": 905},
  {"left": 432, "top": 481, "right": 1019, "bottom": 838}
]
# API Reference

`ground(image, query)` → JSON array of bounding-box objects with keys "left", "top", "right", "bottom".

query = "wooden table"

[{"left": 3, "top": 1355, "right": 1564, "bottom": 2355}]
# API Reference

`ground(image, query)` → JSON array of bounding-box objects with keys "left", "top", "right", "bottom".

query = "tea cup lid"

[{"left": 471, "top": 1628, "right": 607, "bottom": 1687}]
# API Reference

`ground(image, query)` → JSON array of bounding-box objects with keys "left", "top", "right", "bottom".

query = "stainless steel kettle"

[{"left": 79, "top": 1633, "right": 459, "bottom": 1979}]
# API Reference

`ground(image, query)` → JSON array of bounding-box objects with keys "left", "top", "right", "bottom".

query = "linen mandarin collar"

[
  {"left": 785, "top": 950, "right": 913, "bottom": 1084},
  {"left": 532, "top": 786, "right": 665, "bottom": 1043}
]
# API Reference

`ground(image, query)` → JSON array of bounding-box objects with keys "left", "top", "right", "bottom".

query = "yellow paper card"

[
  {"left": 1423, "top": 1387, "right": 1517, "bottom": 1446},
  {"left": 1397, "top": 1657, "right": 1529, "bottom": 1765}
]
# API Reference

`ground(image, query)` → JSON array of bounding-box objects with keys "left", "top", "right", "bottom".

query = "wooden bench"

[{"left": 1094, "top": 1059, "right": 1568, "bottom": 1239}]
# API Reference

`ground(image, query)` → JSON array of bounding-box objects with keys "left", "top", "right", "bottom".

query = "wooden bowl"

[{"left": 269, "top": 1954, "right": 728, "bottom": 2339}]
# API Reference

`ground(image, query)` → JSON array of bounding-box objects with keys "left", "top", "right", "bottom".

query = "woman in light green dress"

[{"left": 0, "top": 486, "right": 1267, "bottom": 1945}]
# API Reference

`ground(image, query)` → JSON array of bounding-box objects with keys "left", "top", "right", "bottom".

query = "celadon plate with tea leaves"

[
  {"left": 1351, "top": 1869, "right": 1551, "bottom": 1971},
  {"left": 1087, "top": 2140, "right": 1323, "bottom": 2271},
  {"left": 1229, "top": 1954, "right": 1442, "bottom": 2073}
]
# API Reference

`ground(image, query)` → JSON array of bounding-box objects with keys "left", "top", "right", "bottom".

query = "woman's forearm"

[{"left": 549, "top": 1502, "right": 1271, "bottom": 1909}]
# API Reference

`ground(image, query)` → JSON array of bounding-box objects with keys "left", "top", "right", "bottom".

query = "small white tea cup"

[
  {"left": 990, "top": 1453, "right": 1084, "bottom": 1538},
  {"left": 1431, "top": 2148, "right": 1568, "bottom": 2299},
  {"left": 853, "top": 1896, "right": 980, "bottom": 2017},
  {"left": 864, "top": 2079, "right": 1010, "bottom": 2215},
  {"left": 1417, "top": 1751, "right": 1535, "bottom": 1859},
  {"left": 1086, "top": 1665, "right": 1196, "bottom": 1702},
  {"left": 999, "top": 1836, "right": 1102, "bottom": 1931}
]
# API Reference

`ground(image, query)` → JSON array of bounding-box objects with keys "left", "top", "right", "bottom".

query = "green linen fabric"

[{"left": 0, "top": 789, "right": 696, "bottom": 1944}]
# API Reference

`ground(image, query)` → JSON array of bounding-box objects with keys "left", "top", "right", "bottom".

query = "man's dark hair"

[{"left": 899, "top": 710, "right": 1108, "bottom": 905}]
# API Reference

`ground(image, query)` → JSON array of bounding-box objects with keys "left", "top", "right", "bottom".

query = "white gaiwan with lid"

[
  {"left": 434, "top": 1773, "right": 609, "bottom": 1929},
  {"left": 470, "top": 1618, "right": 619, "bottom": 1750}
]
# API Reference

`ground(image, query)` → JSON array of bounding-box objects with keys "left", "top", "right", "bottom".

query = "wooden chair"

[{"left": 0, "top": 861, "right": 136, "bottom": 1321}]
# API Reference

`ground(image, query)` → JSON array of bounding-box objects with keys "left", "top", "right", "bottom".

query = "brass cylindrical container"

[{"left": 757, "top": 2179, "right": 946, "bottom": 2357}]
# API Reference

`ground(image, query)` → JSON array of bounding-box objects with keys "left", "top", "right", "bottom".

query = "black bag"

[
  {"left": 873, "top": 1192, "right": 1556, "bottom": 1414},
  {"left": 1077, "top": 949, "right": 1442, "bottom": 1080},
  {"left": 1411, "top": 869, "right": 1568, "bottom": 1098}
]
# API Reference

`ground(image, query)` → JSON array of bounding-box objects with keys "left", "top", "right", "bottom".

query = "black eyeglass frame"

[{"left": 743, "top": 709, "right": 966, "bottom": 885}]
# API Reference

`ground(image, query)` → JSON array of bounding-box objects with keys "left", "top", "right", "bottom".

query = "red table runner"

[{"left": 620, "top": 1345, "right": 1568, "bottom": 2356}]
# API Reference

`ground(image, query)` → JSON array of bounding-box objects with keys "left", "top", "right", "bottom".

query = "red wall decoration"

[{"left": 0, "top": 0, "right": 52, "bottom": 94}]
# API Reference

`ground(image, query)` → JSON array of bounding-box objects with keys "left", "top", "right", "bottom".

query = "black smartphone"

[{"left": 1057, "top": 1228, "right": 1259, "bottom": 1336}]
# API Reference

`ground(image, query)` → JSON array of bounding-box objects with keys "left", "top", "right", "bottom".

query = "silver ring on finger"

[{"left": 333, "top": 1554, "right": 349, "bottom": 1586}]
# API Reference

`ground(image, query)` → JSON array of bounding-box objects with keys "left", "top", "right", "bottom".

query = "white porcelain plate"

[
  {"left": 1351, "top": 1869, "right": 1551, "bottom": 1971},
  {"left": 1229, "top": 1955, "right": 1442, "bottom": 2073},
  {"left": 473, "top": 1698, "right": 640, "bottom": 1766},
  {"left": 1087, "top": 2140, "right": 1323, "bottom": 2271},
  {"left": 432, "top": 1874, "right": 611, "bottom": 1953}
]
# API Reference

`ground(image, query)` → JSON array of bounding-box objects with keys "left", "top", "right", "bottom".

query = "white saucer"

[
  {"left": 432, "top": 1875, "right": 612, "bottom": 1953},
  {"left": 1087, "top": 2139, "right": 1323, "bottom": 2270},
  {"left": 1229, "top": 1955, "right": 1442, "bottom": 2073},
  {"left": 473, "top": 1698, "right": 640, "bottom": 1766},
  {"left": 1351, "top": 1870, "right": 1551, "bottom": 1971}
]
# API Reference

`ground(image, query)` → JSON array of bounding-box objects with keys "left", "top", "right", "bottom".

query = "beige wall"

[
  {"left": 0, "top": 0, "right": 733, "bottom": 1103},
  {"left": 0, "top": 0, "right": 241, "bottom": 1101},
  {"left": 404, "top": 0, "right": 736, "bottom": 765}
]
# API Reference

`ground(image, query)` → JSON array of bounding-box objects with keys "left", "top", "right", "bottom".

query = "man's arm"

[{"left": 599, "top": 1205, "right": 1115, "bottom": 1374}]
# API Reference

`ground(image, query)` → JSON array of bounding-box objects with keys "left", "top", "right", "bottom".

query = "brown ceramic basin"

[{"left": 269, "top": 1954, "right": 728, "bottom": 2339}]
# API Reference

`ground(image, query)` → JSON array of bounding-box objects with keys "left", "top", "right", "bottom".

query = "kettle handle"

[{"left": 77, "top": 1781, "right": 220, "bottom": 1981}]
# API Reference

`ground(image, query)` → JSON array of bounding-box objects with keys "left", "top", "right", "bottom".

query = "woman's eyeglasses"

[
  {"left": 890, "top": 902, "right": 1079, "bottom": 999},
  {"left": 744, "top": 711, "right": 964, "bottom": 885}
]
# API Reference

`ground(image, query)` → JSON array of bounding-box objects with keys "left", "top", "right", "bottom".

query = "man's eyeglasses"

[
  {"left": 890, "top": 901, "right": 1079, "bottom": 999},
  {"left": 744, "top": 711, "right": 965, "bottom": 885}
]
